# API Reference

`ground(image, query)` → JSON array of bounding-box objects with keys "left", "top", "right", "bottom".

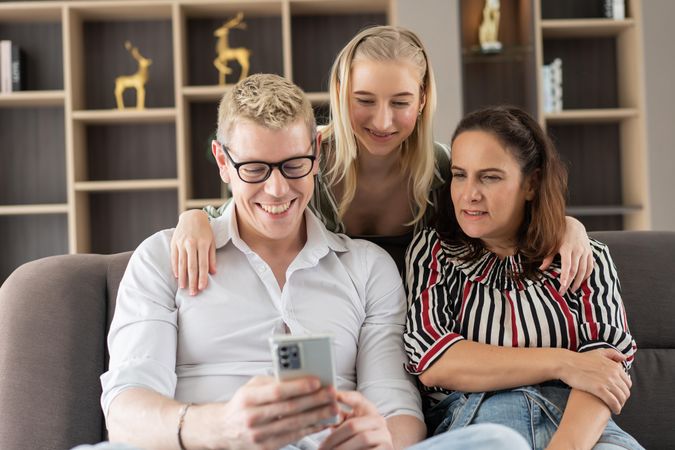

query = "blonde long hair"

[{"left": 324, "top": 25, "right": 437, "bottom": 224}]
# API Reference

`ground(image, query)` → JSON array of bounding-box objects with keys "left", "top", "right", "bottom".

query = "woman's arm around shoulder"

[{"left": 170, "top": 202, "right": 228, "bottom": 296}]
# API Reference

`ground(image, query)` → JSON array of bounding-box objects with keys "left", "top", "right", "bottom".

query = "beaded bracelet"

[{"left": 177, "top": 402, "right": 193, "bottom": 450}]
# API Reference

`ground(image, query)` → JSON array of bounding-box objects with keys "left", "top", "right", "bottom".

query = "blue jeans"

[
  {"left": 72, "top": 423, "right": 529, "bottom": 450},
  {"left": 408, "top": 423, "right": 529, "bottom": 450},
  {"left": 425, "top": 383, "right": 644, "bottom": 450}
]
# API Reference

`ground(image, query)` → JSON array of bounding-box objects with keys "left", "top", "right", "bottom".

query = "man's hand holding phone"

[
  {"left": 209, "top": 375, "right": 339, "bottom": 450},
  {"left": 318, "top": 391, "right": 394, "bottom": 450}
]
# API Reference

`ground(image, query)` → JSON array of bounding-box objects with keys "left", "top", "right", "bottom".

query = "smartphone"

[{"left": 269, "top": 334, "right": 339, "bottom": 425}]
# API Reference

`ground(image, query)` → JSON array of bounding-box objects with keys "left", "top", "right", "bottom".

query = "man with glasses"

[{"left": 97, "top": 74, "right": 527, "bottom": 450}]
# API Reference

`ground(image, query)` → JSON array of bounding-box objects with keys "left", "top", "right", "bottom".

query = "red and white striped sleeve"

[
  {"left": 403, "top": 228, "right": 465, "bottom": 375},
  {"left": 576, "top": 239, "right": 637, "bottom": 370}
]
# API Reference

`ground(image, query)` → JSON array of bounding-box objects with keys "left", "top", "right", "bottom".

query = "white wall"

[
  {"left": 641, "top": 0, "right": 675, "bottom": 230},
  {"left": 394, "top": 0, "right": 463, "bottom": 146}
]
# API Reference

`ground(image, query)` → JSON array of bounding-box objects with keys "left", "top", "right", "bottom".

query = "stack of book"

[
  {"left": 542, "top": 58, "right": 563, "bottom": 114},
  {"left": 0, "top": 40, "right": 23, "bottom": 93},
  {"left": 604, "top": 0, "right": 626, "bottom": 20}
]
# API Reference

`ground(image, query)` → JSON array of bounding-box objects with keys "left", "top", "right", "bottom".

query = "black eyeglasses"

[{"left": 219, "top": 141, "right": 316, "bottom": 184}]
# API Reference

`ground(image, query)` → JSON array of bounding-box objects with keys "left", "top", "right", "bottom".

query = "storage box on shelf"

[{"left": 0, "top": 0, "right": 392, "bottom": 283}]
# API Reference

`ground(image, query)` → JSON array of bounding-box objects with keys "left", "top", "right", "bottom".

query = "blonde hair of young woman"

[{"left": 324, "top": 25, "right": 438, "bottom": 225}]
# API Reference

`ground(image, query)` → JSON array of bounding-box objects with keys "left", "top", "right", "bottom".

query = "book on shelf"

[
  {"left": 11, "top": 43, "right": 22, "bottom": 91},
  {"left": 0, "top": 40, "right": 23, "bottom": 92},
  {"left": 542, "top": 58, "right": 563, "bottom": 113},
  {"left": 604, "top": 0, "right": 626, "bottom": 20},
  {"left": 0, "top": 40, "right": 10, "bottom": 93}
]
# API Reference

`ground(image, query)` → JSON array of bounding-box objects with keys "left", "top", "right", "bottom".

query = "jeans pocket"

[{"left": 425, "top": 392, "right": 467, "bottom": 435}]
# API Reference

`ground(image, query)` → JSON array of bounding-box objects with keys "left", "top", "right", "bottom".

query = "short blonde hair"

[
  {"left": 325, "top": 25, "right": 437, "bottom": 224},
  {"left": 216, "top": 73, "right": 316, "bottom": 144}
]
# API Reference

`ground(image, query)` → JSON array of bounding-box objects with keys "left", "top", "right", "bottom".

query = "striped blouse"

[{"left": 404, "top": 227, "right": 636, "bottom": 401}]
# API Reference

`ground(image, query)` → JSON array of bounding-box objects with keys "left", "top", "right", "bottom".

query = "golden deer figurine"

[
  {"left": 114, "top": 41, "right": 152, "bottom": 110},
  {"left": 213, "top": 12, "right": 251, "bottom": 85},
  {"left": 479, "top": 0, "right": 502, "bottom": 52}
]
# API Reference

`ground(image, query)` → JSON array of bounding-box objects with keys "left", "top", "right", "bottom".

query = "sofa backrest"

[
  {"left": 0, "top": 232, "right": 673, "bottom": 449},
  {"left": 0, "top": 252, "right": 131, "bottom": 450},
  {"left": 590, "top": 231, "right": 675, "bottom": 449}
]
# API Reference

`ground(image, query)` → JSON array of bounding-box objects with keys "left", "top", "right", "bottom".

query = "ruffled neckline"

[{"left": 441, "top": 241, "right": 561, "bottom": 292}]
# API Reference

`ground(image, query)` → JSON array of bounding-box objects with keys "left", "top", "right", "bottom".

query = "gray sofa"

[{"left": 0, "top": 231, "right": 673, "bottom": 449}]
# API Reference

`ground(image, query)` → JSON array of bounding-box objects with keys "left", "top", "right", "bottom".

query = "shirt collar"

[{"left": 211, "top": 202, "right": 349, "bottom": 256}]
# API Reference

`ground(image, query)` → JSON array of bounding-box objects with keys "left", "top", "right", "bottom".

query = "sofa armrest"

[{"left": 0, "top": 253, "right": 129, "bottom": 449}]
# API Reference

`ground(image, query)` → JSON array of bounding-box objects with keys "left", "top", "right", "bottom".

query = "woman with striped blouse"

[{"left": 404, "top": 106, "right": 643, "bottom": 450}]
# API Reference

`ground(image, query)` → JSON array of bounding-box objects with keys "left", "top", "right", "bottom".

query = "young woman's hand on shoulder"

[
  {"left": 170, "top": 209, "right": 216, "bottom": 296},
  {"left": 540, "top": 216, "right": 594, "bottom": 295}
]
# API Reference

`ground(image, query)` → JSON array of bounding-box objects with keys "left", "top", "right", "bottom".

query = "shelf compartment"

[
  {"left": 567, "top": 205, "right": 642, "bottom": 232},
  {"left": 72, "top": 108, "right": 176, "bottom": 124},
  {"left": 74, "top": 179, "right": 179, "bottom": 192},
  {"left": 545, "top": 108, "right": 638, "bottom": 124},
  {"left": 0, "top": 90, "right": 65, "bottom": 107},
  {"left": 460, "top": 0, "right": 538, "bottom": 115},
  {"left": 290, "top": 8, "right": 387, "bottom": 92},
  {"left": 0, "top": 213, "right": 68, "bottom": 283},
  {"left": 567, "top": 205, "right": 642, "bottom": 216},
  {"left": 0, "top": 4, "right": 62, "bottom": 22},
  {"left": 289, "top": 0, "right": 390, "bottom": 15},
  {"left": 0, "top": 204, "right": 69, "bottom": 216},
  {"left": 185, "top": 198, "right": 224, "bottom": 210},
  {"left": 187, "top": 101, "right": 222, "bottom": 200},
  {"left": 0, "top": 16, "right": 64, "bottom": 91},
  {"left": 305, "top": 92, "right": 330, "bottom": 103},
  {"left": 541, "top": 19, "right": 635, "bottom": 38},
  {"left": 185, "top": 6, "right": 283, "bottom": 87},
  {"left": 182, "top": 85, "right": 230, "bottom": 102},
  {"left": 543, "top": 37, "right": 618, "bottom": 109},
  {"left": 0, "top": 106, "right": 67, "bottom": 205},
  {"left": 86, "top": 190, "right": 178, "bottom": 254},
  {"left": 77, "top": 121, "right": 177, "bottom": 183},
  {"left": 77, "top": 18, "right": 174, "bottom": 110},
  {"left": 540, "top": 0, "right": 633, "bottom": 20},
  {"left": 547, "top": 122, "right": 623, "bottom": 207}
]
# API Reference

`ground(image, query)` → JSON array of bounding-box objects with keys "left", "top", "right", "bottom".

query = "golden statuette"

[
  {"left": 479, "top": 0, "right": 502, "bottom": 53},
  {"left": 114, "top": 41, "right": 152, "bottom": 110},
  {"left": 214, "top": 12, "right": 251, "bottom": 85}
]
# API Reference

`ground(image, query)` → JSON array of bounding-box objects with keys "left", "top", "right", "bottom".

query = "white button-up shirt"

[{"left": 101, "top": 203, "right": 422, "bottom": 422}]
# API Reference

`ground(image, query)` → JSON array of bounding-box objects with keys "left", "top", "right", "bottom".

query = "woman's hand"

[
  {"left": 540, "top": 216, "right": 594, "bottom": 295},
  {"left": 558, "top": 348, "right": 631, "bottom": 415},
  {"left": 170, "top": 209, "right": 216, "bottom": 295}
]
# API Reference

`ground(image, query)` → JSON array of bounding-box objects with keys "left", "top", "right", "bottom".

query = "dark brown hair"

[{"left": 436, "top": 105, "right": 568, "bottom": 280}]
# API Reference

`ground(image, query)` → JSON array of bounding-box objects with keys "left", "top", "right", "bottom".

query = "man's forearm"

[
  {"left": 546, "top": 389, "right": 610, "bottom": 450},
  {"left": 107, "top": 387, "right": 189, "bottom": 450},
  {"left": 386, "top": 415, "right": 426, "bottom": 450}
]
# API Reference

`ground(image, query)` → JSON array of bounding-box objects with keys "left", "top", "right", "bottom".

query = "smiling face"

[
  {"left": 450, "top": 130, "right": 535, "bottom": 256},
  {"left": 213, "top": 118, "right": 318, "bottom": 249},
  {"left": 348, "top": 59, "right": 424, "bottom": 157}
]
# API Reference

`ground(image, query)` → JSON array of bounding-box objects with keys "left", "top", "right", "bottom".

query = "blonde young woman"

[{"left": 170, "top": 25, "right": 592, "bottom": 294}]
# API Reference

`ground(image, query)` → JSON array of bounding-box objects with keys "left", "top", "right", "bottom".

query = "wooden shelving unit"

[
  {"left": 0, "top": 0, "right": 392, "bottom": 282},
  {"left": 459, "top": 0, "right": 649, "bottom": 232},
  {"left": 536, "top": 0, "right": 649, "bottom": 231}
]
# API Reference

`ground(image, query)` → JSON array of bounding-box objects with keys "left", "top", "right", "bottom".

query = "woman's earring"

[{"left": 418, "top": 108, "right": 423, "bottom": 116}]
